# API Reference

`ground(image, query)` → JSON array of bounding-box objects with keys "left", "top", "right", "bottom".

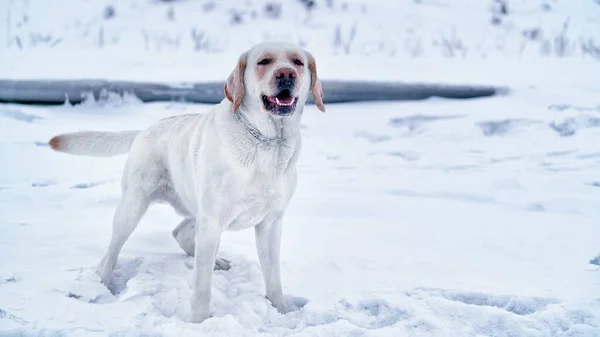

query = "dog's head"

[{"left": 224, "top": 42, "right": 325, "bottom": 117}]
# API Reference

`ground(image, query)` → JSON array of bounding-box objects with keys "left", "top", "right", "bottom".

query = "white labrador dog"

[{"left": 48, "top": 42, "right": 325, "bottom": 323}]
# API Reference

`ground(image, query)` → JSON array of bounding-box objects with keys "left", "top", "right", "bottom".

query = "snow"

[
  {"left": 2, "top": 0, "right": 600, "bottom": 60},
  {"left": 2, "top": 0, "right": 600, "bottom": 336},
  {"left": 1, "top": 82, "right": 600, "bottom": 336}
]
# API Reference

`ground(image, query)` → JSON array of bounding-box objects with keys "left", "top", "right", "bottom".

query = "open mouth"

[{"left": 262, "top": 89, "right": 298, "bottom": 116}]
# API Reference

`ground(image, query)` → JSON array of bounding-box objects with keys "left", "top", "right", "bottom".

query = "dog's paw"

[
  {"left": 284, "top": 295, "right": 309, "bottom": 312},
  {"left": 96, "top": 261, "right": 112, "bottom": 287},
  {"left": 274, "top": 295, "right": 308, "bottom": 314},
  {"left": 269, "top": 295, "right": 307, "bottom": 314},
  {"left": 275, "top": 301, "right": 291, "bottom": 314},
  {"left": 189, "top": 307, "right": 211, "bottom": 324},
  {"left": 214, "top": 257, "right": 231, "bottom": 271}
]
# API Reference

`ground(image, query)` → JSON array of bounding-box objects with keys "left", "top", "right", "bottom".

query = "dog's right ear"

[
  {"left": 306, "top": 52, "right": 325, "bottom": 112},
  {"left": 224, "top": 52, "right": 248, "bottom": 114}
]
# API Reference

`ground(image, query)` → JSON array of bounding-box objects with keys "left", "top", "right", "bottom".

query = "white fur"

[
  {"left": 49, "top": 42, "right": 322, "bottom": 323},
  {"left": 50, "top": 130, "right": 140, "bottom": 156}
]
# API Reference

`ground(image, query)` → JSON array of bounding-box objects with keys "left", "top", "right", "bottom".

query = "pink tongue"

[
  {"left": 267, "top": 95, "right": 294, "bottom": 105},
  {"left": 277, "top": 96, "right": 294, "bottom": 104}
]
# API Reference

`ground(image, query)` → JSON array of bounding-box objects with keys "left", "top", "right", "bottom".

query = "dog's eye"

[
  {"left": 257, "top": 59, "right": 272, "bottom": 65},
  {"left": 293, "top": 59, "right": 304, "bottom": 66}
]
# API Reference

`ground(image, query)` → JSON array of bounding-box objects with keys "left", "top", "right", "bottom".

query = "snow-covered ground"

[
  {"left": 1, "top": 81, "right": 600, "bottom": 335},
  {"left": 1, "top": 0, "right": 600, "bottom": 336}
]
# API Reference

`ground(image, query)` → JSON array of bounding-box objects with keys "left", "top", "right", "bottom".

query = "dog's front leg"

[
  {"left": 190, "top": 217, "right": 221, "bottom": 323},
  {"left": 255, "top": 214, "right": 289, "bottom": 314}
]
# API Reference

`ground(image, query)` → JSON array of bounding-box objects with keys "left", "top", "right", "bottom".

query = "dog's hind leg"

[
  {"left": 172, "top": 218, "right": 230, "bottom": 271},
  {"left": 96, "top": 179, "right": 153, "bottom": 288},
  {"left": 167, "top": 194, "right": 230, "bottom": 270},
  {"left": 172, "top": 217, "right": 196, "bottom": 256}
]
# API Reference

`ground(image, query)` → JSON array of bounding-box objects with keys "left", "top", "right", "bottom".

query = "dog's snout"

[
  {"left": 275, "top": 68, "right": 296, "bottom": 79},
  {"left": 275, "top": 67, "right": 296, "bottom": 89}
]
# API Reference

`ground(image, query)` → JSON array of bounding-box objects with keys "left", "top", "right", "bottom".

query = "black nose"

[
  {"left": 276, "top": 76, "right": 295, "bottom": 90},
  {"left": 275, "top": 67, "right": 296, "bottom": 89},
  {"left": 275, "top": 68, "right": 296, "bottom": 79}
]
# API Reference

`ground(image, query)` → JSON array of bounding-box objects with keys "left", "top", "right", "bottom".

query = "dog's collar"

[{"left": 235, "top": 112, "right": 286, "bottom": 146}]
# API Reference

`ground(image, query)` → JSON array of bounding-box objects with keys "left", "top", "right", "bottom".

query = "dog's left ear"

[
  {"left": 307, "top": 52, "right": 325, "bottom": 112},
  {"left": 224, "top": 52, "right": 248, "bottom": 114}
]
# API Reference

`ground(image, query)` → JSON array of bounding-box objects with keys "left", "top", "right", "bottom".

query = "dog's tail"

[{"left": 49, "top": 130, "right": 140, "bottom": 157}]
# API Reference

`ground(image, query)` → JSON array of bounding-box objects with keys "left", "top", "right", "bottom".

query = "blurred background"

[{"left": 2, "top": 0, "right": 599, "bottom": 64}]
